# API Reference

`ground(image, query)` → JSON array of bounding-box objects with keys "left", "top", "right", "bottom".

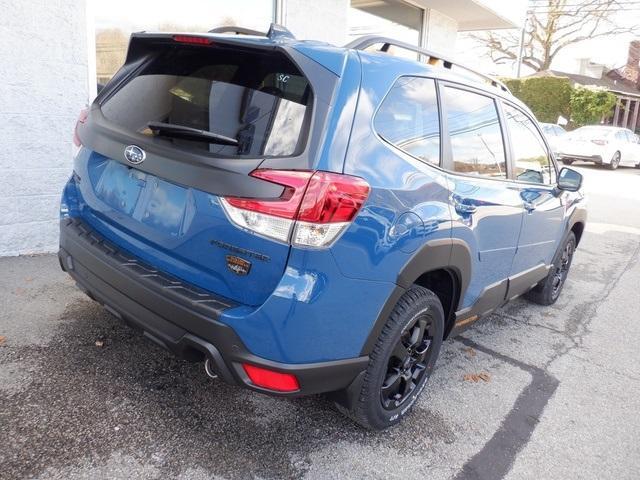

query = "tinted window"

[
  {"left": 504, "top": 105, "right": 555, "bottom": 184},
  {"left": 374, "top": 77, "right": 440, "bottom": 165},
  {"left": 541, "top": 124, "right": 554, "bottom": 136},
  {"left": 443, "top": 87, "right": 506, "bottom": 178},
  {"left": 615, "top": 131, "right": 627, "bottom": 142},
  {"left": 101, "top": 46, "right": 312, "bottom": 158}
]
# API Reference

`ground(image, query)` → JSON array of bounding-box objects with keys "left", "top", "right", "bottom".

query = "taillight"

[
  {"left": 242, "top": 364, "right": 300, "bottom": 392},
  {"left": 173, "top": 35, "right": 214, "bottom": 45},
  {"left": 220, "top": 169, "right": 370, "bottom": 248},
  {"left": 72, "top": 108, "right": 88, "bottom": 148},
  {"left": 591, "top": 138, "right": 608, "bottom": 145}
]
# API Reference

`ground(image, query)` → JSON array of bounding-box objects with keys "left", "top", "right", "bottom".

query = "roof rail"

[
  {"left": 345, "top": 35, "right": 510, "bottom": 94},
  {"left": 208, "top": 23, "right": 295, "bottom": 41}
]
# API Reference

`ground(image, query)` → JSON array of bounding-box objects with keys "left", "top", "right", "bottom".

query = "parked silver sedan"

[
  {"left": 540, "top": 123, "right": 567, "bottom": 157},
  {"left": 556, "top": 126, "right": 640, "bottom": 170}
]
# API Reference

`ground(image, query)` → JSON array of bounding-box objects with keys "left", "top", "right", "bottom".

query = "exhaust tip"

[{"left": 204, "top": 358, "right": 218, "bottom": 379}]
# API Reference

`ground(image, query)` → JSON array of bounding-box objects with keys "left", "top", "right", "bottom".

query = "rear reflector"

[
  {"left": 173, "top": 35, "right": 214, "bottom": 45},
  {"left": 221, "top": 170, "right": 370, "bottom": 248},
  {"left": 242, "top": 364, "right": 300, "bottom": 392}
]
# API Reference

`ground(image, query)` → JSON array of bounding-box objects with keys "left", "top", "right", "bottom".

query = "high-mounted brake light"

[
  {"left": 172, "top": 35, "right": 214, "bottom": 45},
  {"left": 72, "top": 108, "right": 88, "bottom": 148},
  {"left": 591, "top": 138, "right": 608, "bottom": 146},
  {"left": 242, "top": 364, "right": 300, "bottom": 392},
  {"left": 220, "top": 170, "right": 370, "bottom": 248}
]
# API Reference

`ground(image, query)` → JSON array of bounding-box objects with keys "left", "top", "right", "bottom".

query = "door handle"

[{"left": 523, "top": 201, "right": 536, "bottom": 212}]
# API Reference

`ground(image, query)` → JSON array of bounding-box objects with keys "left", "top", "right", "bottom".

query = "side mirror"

[{"left": 558, "top": 167, "right": 582, "bottom": 192}]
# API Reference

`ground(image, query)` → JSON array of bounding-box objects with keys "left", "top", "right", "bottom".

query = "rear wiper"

[{"left": 148, "top": 122, "right": 239, "bottom": 146}]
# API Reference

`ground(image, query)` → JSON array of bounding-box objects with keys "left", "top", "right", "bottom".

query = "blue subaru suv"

[{"left": 59, "top": 24, "right": 587, "bottom": 429}]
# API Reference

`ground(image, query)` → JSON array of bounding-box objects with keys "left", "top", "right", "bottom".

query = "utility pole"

[{"left": 515, "top": 10, "right": 530, "bottom": 78}]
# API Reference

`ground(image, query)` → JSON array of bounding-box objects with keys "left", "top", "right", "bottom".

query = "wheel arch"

[
  {"left": 359, "top": 239, "right": 472, "bottom": 354},
  {"left": 571, "top": 221, "right": 585, "bottom": 246}
]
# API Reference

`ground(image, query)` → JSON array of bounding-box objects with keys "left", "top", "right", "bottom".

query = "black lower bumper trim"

[
  {"left": 59, "top": 217, "right": 368, "bottom": 396},
  {"left": 558, "top": 154, "right": 602, "bottom": 164}
]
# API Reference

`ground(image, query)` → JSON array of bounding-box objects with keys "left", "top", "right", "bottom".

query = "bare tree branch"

[{"left": 469, "top": 0, "right": 640, "bottom": 73}]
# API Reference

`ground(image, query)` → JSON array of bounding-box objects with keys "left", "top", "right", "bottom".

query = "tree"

[
  {"left": 569, "top": 87, "right": 617, "bottom": 126},
  {"left": 503, "top": 77, "right": 573, "bottom": 122},
  {"left": 470, "top": 0, "right": 640, "bottom": 72}
]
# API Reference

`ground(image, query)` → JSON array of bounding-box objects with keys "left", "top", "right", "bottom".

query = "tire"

[
  {"left": 525, "top": 231, "right": 576, "bottom": 306},
  {"left": 336, "top": 286, "right": 444, "bottom": 430},
  {"left": 608, "top": 151, "right": 621, "bottom": 170},
  {"left": 562, "top": 159, "right": 574, "bottom": 165}
]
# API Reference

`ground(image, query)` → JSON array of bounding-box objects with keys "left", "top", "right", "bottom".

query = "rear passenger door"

[
  {"left": 502, "top": 102, "right": 564, "bottom": 296},
  {"left": 440, "top": 84, "right": 524, "bottom": 314}
]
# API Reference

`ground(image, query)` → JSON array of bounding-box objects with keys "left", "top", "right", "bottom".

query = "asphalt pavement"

[{"left": 1, "top": 163, "right": 639, "bottom": 479}]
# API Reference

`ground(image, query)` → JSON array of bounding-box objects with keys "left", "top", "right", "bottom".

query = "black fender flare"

[
  {"left": 359, "top": 238, "right": 472, "bottom": 355},
  {"left": 396, "top": 238, "right": 471, "bottom": 295},
  {"left": 565, "top": 200, "right": 587, "bottom": 245}
]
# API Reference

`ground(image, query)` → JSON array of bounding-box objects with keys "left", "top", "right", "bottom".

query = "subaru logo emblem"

[{"left": 124, "top": 145, "right": 145, "bottom": 165}]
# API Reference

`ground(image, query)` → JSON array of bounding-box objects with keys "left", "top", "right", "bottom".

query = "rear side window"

[
  {"left": 503, "top": 105, "right": 555, "bottom": 184},
  {"left": 100, "top": 45, "right": 312, "bottom": 158},
  {"left": 443, "top": 87, "right": 506, "bottom": 179},
  {"left": 374, "top": 77, "right": 440, "bottom": 165}
]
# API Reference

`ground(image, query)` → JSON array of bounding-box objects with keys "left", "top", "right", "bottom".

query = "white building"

[{"left": 0, "top": 0, "right": 525, "bottom": 256}]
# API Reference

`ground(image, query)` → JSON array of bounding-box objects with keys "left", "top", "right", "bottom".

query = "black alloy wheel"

[
  {"left": 334, "top": 286, "right": 444, "bottom": 430},
  {"left": 381, "top": 314, "right": 434, "bottom": 410},
  {"left": 551, "top": 237, "right": 575, "bottom": 301}
]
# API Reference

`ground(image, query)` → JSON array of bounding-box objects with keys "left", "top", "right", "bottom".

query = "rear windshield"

[{"left": 100, "top": 44, "right": 312, "bottom": 158}]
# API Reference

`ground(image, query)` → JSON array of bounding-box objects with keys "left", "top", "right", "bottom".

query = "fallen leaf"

[
  {"left": 95, "top": 340, "right": 104, "bottom": 347},
  {"left": 0, "top": 336, "right": 6, "bottom": 346},
  {"left": 463, "top": 371, "right": 491, "bottom": 383},
  {"left": 464, "top": 347, "right": 476, "bottom": 357}
]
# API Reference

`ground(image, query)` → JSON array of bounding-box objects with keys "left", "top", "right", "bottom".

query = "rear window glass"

[{"left": 100, "top": 44, "right": 312, "bottom": 158}]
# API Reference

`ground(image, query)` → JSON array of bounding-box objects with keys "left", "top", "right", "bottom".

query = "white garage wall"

[
  {"left": 281, "top": 0, "right": 349, "bottom": 45},
  {"left": 0, "top": 0, "right": 89, "bottom": 256}
]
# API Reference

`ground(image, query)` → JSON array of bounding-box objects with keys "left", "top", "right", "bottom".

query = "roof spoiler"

[
  {"left": 345, "top": 35, "right": 510, "bottom": 94},
  {"left": 208, "top": 23, "right": 295, "bottom": 41}
]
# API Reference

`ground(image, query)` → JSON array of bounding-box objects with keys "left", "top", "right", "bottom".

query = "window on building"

[
  {"left": 374, "top": 77, "right": 440, "bottom": 165},
  {"left": 348, "top": 0, "right": 423, "bottom": 59},
  {"left": 503, "top": 105, "right": 555, "bottom": 184},
  {"left": 94, "top": 0, "right": 275, "bottom": 86},
  {"left": 443, "top": 87, "right": 506, "bottom": 178}
]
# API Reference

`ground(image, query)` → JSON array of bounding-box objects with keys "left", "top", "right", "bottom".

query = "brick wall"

[{"left": 0, "top": 0, "right": 89, "bottom": 256}]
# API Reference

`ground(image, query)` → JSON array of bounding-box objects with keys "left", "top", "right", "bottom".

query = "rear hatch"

[{"left": 73, "top": 32, "right": 340, "bottom": 306}]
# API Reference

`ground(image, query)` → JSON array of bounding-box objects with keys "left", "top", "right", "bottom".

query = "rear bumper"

[
  {"left": 59, "top": 217, "right": 368, "bottom": 396},
  {"left": 557, "top": 153, "right": 603, "bottom": 164}
]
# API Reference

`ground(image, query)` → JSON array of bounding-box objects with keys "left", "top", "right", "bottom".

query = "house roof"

[{"left": 528, "top": 70, "right": 640, "bottom": 98}]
